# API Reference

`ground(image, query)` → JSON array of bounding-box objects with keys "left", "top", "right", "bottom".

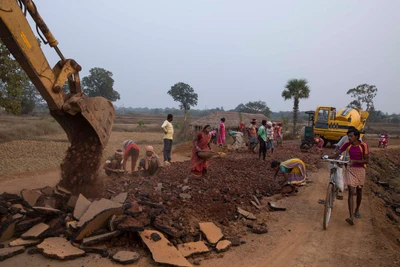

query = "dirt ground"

[
  {"left": 1, "top": 141, "right": 399, "bottom": 266},
  {"left": 2, "top": 160, "right": 400, "bottom": 266}
]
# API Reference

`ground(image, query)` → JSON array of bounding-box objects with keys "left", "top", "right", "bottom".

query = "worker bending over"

[
  {"left": 103, "top": 149, "right": 124, "bottom": 176},
  {"left": 138, "top": 146, "right": 162, "bottom": 176}
]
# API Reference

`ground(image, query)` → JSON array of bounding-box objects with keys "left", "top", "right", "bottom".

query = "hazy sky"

[{"left": 34, "top": 0, "right": 399, "bottom": 113}]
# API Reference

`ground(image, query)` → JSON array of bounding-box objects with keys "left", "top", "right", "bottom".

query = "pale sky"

[{"left": 34, "top": 0, "right": 399, "bottom": 113}]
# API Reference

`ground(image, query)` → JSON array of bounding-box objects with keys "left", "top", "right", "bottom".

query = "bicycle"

[{"left": 322, "top": 157, "right": 348, "bottom": 230}]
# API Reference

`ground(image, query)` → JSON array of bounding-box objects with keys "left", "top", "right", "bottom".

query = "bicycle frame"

[{"left": 323, "top": 157, "right": 348, "bottom": 229}]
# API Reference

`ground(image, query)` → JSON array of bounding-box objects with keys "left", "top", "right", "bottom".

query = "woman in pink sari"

[
  {"left": 218, "top": 117, "right": 226, "bottom": 147},
  {"left": 191, "top": 125, "right": 213, "bottom": 177}
]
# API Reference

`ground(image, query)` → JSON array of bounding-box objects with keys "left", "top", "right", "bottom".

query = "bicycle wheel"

[{"left": 323, "top": 183, "right": 335, "bottom": 230}]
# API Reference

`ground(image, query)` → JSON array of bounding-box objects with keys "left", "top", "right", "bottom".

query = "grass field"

[{"left": 0, "top": 114, "right": 185, "bottom": 175}]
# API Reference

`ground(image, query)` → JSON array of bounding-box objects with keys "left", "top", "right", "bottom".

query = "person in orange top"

[
  {"left": 122, "top": 140, "right": 140, "bottom": 175},
  {"left": 247, "top": 119, "right": 258, "bottom": 153}
]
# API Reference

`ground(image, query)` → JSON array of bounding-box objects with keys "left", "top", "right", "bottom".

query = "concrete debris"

[
  {"left": 253, "top": 195, "right": 261, "bottom": 206},
  {"left": 216, "top": 240, "right": 231, "bottom": 252},
  {"left": 21, "top": 223, "right": 49, "bottom": 240},
  {"left": 199, "top": 222, "right": 223, "bottom": 244},
  {"left": 67, "top": 195, "right": 79, "bottom": 209},
  {"left": 55, "top": 185, "right": 71, "bottom": 195},
  {"left": 153, "top": 216, "right": 183, "bottom": 238},
  {"left": 82, "top": 231, "right": 121, "bottom": 246},
  {"left": 79, "top": 245, "right": 108, "bottom": 257},
  {"left": 111, "top": 192, "right": 128, "bottom": 204},
  {"left": 9, "top": 238, "right": 41, "bottom": 247},
  {"left": 0, "top": 246, "right": 25, "bottom": 262},
  {"left": 66, "top": 221, "right": 78, "bottom": 230},
  {"left": 268, "top": 202, "right": 286, "bottom": 211},
  {"left": 117, "top": 217, "right": 144, "bottom": 232},
  {"left": 73, "top": 194, "right": 92, "bottom": 220},
  {"left": 237, "top": 207, "right": 256, "bottom": 220},
  {"left": 74, "top": 199, "right": 123, "bottom": 241},
  {"left": 250, "top": 201, "right": 261, "bottom": 209},
  {"left": 20, "top": 189, "right": 41, "bottom": 207},
  {"left": 140, "top": 230, "right": 192, "bottom": 267},
  {"left": 15, "top": 217, "right": 43, "bottom": 233},
  {"left": 0, "top": 220, "right": 17, "bottom": 242},
  {"left": 251, "top": 226, "right": 268, "bottom": 234},
  {"left": 228, "top": 237, "right": 241, "bottom": 246},
  {"left": 177, "top": 241, "right": 209, "bottom": 257},
  {"left": 108, "top": 215, "right": 117, "bottom": 232},
  {"left": 12, "top": 204, "right": 26, "bottom": 214},
  {"left": 40, "top": 186, "right": 54, "bottom": 196},
  {"left": 32, "top": 207, "right": 61, "bottom": 215},
  {"left": 112, "top": 251, "right": 141, "bottom": 265},
  {"left": 37, "top": 237, "right": 85, "bottom": 260},
  {"left": 78, "top": 198, "right": 122, "bottom": 227}
]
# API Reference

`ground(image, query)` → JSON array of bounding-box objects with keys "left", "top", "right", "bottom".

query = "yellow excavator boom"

[{"left": 0, "top": 0, "right": 114, "bottom": 147}]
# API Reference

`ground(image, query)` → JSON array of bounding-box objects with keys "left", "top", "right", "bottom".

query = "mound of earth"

[{"left": 105, "top": 143, "right": 321, "bottom": 239}]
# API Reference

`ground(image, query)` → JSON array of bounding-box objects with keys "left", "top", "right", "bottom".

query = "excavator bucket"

[{"left": 50, "top": 94, "right": 115, "bottom": 148}]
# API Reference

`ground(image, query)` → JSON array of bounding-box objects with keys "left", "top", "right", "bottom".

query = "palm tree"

[{"left": 282, "top": 79, "right": 310, "bottom": 137}]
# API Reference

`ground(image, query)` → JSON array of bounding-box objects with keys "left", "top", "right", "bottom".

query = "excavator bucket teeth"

[{"left": 50, "top": 95, "right": 115, "bottom": 148}]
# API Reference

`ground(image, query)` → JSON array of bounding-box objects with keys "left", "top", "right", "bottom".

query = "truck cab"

[{"left": 313, "top": 106, "right": 368, "bottom": 146}]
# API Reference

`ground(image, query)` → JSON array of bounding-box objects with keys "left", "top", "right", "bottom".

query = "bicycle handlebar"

[{"left": 322, "top": 159, "right": 349, "bottom": 164}]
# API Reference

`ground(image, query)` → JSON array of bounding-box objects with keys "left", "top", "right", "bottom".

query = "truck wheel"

[{"left": 300, "top": 141, "right": 312, "bottom": 151}]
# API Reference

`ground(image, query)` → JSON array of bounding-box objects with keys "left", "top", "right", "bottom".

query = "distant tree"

[
  {"left": 20, "top": 82, "right": 42, "bottom": 114},
  {"left": 0, "top": 41, "right": 29, "bottom": 114},
  {"left": 347, "top": 84, "right": 377, "bottom": 112},
  {"left": 82, "top": 67, "right": 120, "bottom": 101},
  {"left": 347, "top": 100, "right": 362, "bottom": 109},
  {"left": 167, "top": 82, "right": 198, "bottom": 121},
  {"left": 233, "top": 101, "right": 271, "bottom": 117},
  {"left": 282, "top": 79, "right": 310, "bottom": 136}
]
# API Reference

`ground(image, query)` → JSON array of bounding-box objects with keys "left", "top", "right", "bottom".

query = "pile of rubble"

[
  {"left": 0, "top": 143, "right": 319, "bottom": 265},
  {"left": 0, "top": 184, "right": 278, "bottom": 265}
]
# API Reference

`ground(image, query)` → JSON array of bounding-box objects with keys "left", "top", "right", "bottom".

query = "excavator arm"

[{"left": 0, "top": 0, "right": 114, "bottom": 147}]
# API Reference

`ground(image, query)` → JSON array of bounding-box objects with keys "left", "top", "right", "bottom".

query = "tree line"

[
  {"left": 0, "top": 40, "right": 119, "bottom": 115},
  {"left": 2, "top": 39, "right": 397, "bottom": 125}
]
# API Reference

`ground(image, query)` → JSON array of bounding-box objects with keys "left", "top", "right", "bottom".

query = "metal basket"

[{"left": 197, "top": 150, "right": 216, "bottom": 159}]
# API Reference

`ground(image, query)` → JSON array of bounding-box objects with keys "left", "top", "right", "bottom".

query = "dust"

[{"left": 59, "top": 131, "right": 105, "bottom": 198}]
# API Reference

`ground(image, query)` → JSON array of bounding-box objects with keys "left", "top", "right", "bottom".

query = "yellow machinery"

[
  {"left": 300, "top": 106, "right": 369, "bottom": 149},
  {"left": 0, "top": 0, "right": 115, "bottom": 147}
]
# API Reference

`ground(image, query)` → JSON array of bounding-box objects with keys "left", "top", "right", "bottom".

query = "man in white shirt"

[
  {"left": 161, "top": 114, "right": 174, "bottom": 165},
  {"left": 266, "top": 121, "right": 274, "bottom": 154}
]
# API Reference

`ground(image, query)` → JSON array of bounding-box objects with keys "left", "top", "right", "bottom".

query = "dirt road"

[{"left": 2, "top": 161, "right": 399, "bottom": 266}]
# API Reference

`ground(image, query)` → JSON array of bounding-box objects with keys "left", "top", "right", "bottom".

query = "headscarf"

[
  {"left": 202, "top": 124, "right": 210, "bottom": 131},
  {"left": 239, "top": 121, "right": 245, "bottom": 131},
  {"left": 144, "top": 146, "right": 159, "bottom": 170},
  {"left": 122, "top": 140, "right": 134, "bottom": 150}
]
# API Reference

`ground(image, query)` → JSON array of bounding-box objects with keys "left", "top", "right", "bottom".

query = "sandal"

[
  {"left": 318, "top": 199, "right": 325, "bottom": 204},
  {"left": 354, "top": 211, "right": 361, "bottom": 218},
  {"left": 345, "top": 217, "right": 355, "bottom": 226}
]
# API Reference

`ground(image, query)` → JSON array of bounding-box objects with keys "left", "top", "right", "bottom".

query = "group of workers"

[
  {"left": 103, "top": 114, "right": 175, "bottom": 177},
  {"left": 103, "top": 113, "right": 370, "bottom": 228}
]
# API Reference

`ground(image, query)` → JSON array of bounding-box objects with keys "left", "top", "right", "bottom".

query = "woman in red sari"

[{"left": 190, "top": 125, "right": 213, "bottom": 177}]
